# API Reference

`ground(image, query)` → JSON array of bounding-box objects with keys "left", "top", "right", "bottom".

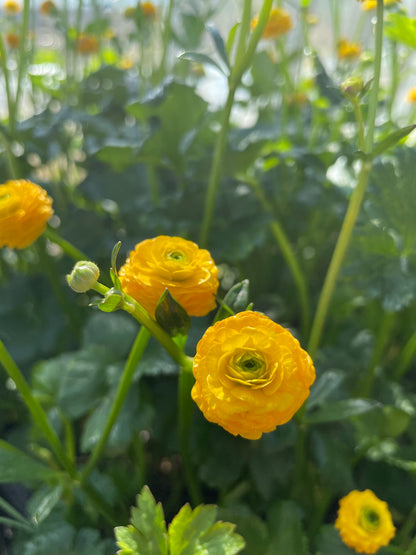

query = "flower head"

[
  {"left": 0, "top": 180, "right": 54, "bottom": 249},
  {"left": 191, "top": 311, "right": 315, "bottom": 440},
  {"left": 76, "top": 33, "right": 99, "bottom": 55},
  {"left": 119, "top": 236, "right": 219, "bottom": 317},
  {"left": 337, "top": 39, "right": 362, "bottom": 60},
  {"left": 3, "top": 0, "right": 21, "bottom": 14},
  {"left": 5, "top": 32, "right": 20, "bottom": 49},
  {"left": 405, "top": 86, "right": 416, "bottom": 104},
  {"left": 251, "top": 7, "right": 293, "bottom": 40},
  {"left": 140, "top": 1, "right": 157, "bottom": 18},
  {"left": 358, "top": 0, "right": 401, "bottom": 9},
  {"left": 40, "top": 1, "right": 56, "bottom": 16},
  {"left": 335, "top": 489, "right": 396, "bottom": 554}
]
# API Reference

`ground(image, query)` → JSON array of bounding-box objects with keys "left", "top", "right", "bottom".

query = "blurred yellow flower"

[
  {"left": 76, "top": 33, "right": 99, "bottom": 55},
  {"left": 0, "top": 180, "right": 54, "bottom": 249},
  {"left": 191, "top": 311, "right": 315, "bottom": 440},
  {"left": 251, "top": 7, "right": 293, "bottom": 40},
  {"left": 337, "top": 39, "right": 362, "bottom": 60},
  {"left": 3, "top": 0, "right": 21, "bottom": 14},
  {"left": 39, "top": 0, "right": 56, "bottom": 15},
  {"left": 335, "top": 490, "right": 395, "bottom": 554},
  {"left": 140, "top": 1, "right": 157, "bottom": 18},
  {"left": 5, "top": 32, "right": 20, "bottom": 49},
  {"left": 405, "top": 86, "right": 416, "bottom": 103},
  {"left": 359, "top": 0, "right": 401, "bottom": 9},
  {"left": 119, "top": 236, "right": 219, "bottom": 317}
]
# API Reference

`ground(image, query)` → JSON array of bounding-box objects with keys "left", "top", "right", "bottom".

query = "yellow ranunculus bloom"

[
  {"left": 191, "top": 311, "right": 315, "bottom": 440},
  {"left": 3, "top": 0, "right": 21, "bottom": 14},
  {"left": 0, "top": 180, "right": 54, "bottom": 249},
  {"left": 251, "top": 7, "right": 293, "bottom": 40},
  {"left": 76, "top": 33, "right": 99, "bottom": 55},
  {"left": 140, "top": 1, "right": 157, "bottom": 18},
  {"left": 405, "top": 86, "right": 416, "bottom": 104},
  {"left": 337, "top": 39, "right": 362, "bottom": 60},
  {"left": 119, "top": 236, "right": 219, "bottom": 317},
  {"left": 358, "top": 0, "right": 401, "bottom": 9},
  {"left": 335, "top": 489, "right": 396, "bottom": 554},
  {"left": 40, "top": 1, "right": 56, "bottom": 16}
]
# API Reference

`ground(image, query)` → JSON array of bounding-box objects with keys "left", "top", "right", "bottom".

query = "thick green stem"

[
  {"left": 199, "top": 0, "right": 273, "bottom": 247},
  {"left": 0, "top": 37, "right": 15, "bottom": 139},
  {"left": 0, "top": 129, "right": 19, "bottom": 179},
  {"left": 80, "top": 327, "right": 150, "bottom": 484},
  {"left": 307, "top": 0, "right": 384, "bottom": 358},
  {"left": 393, "top": 328, "right": 416, "bottom": 380},
  {"left": 0, "top": 340, "right": 76, "bottom": 476},
  {"left": 178, "top": 360, "right": 202, "bottom": 506},
  {"left": 43, "top": 226, "right": 89, "bottom": 261}
]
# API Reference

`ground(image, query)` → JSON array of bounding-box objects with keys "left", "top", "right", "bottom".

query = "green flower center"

[
  {"left": 360, "top": 506, "right": 381, "bottom": 532},
  {"left": 167, "top": 250, "right": 187, "bottom": 262},
  {"left": 226, "top": 350, "right": 270, "bottom": 388}
]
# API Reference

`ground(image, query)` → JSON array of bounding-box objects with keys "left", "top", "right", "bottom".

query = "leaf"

[
  {"left": 305, "top": 399, "right": 380, "bottom": 424},
  {"left": 316, "top": 525, "right": 358, "bottom": 555},
  {"left": 306, "top": 370, "right": 345, "bottom": 410},
  {"left": 226, "top": 22, "right": 240, "bottom": 57},
  {"left": 0, "top": 440, "right": 55, "bottom": 484},
  {"left": 371, "top": 125, "right": 416, "bottom": 159},
  {"left": 206, "top": 23, "right": 230, "bottom": 70},
  {"left": 155, "top": 289, "right": 191, "bottom": 337},
  {"left": 178, "top": 51, "right": 227, "bottom": 76},
  {"left": 265, "top": 500, "right": 308, "bottom": 555},
  {"left": 114, "top": 486, "right": 168, "bottom": 555},
  {"left": 217, "top": 505, "right": 267, "bottom": 555},
  {"left": 385, "top": 13, "right": 416, "bottom": 48},
  {"left": 214, "top": 280, "right": 250, "bottom": 322},
  {"left": 30, "top": 485, "right": 64, "bottom": 525}
]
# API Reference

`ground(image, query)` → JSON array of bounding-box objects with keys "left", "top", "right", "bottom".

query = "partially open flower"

[
  {"left": 251, "top": 7, "right": 293, "bottom": 40},
  {"left": 0, "top": 180, "right": 54, "bottom": 249},
  {"left": 192, "top": 311, "right": 315, "bottom": 440},
  {"left": 119, "top": 236, "right": 219, "bottom": 317},
  {"left": 335, "top": 489, "right": 395, "bottom": 554}
]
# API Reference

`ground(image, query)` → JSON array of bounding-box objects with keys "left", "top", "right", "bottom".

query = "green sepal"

[
  {"left": 155, "top": 289, "right": 191, "bottom": 337},
  {"left": 90, "top": 288, "right": 124, "bottom": 312},
  {"left": 110, "top": 241, "right": 122, "bottom": 289},
  {"left": 214, "top": 280, "right": 250, "bottom": 322}
]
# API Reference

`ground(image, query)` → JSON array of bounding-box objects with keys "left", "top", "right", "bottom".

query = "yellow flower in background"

[
  {"left": 140, "top": 1, "right": 157, "bottom": 18},
  {"left": 335, "top": 490, "right": 396, "bottom": 554},
  {"left": 337, "top": 39, "right": 362, "bottom": 60},
  {"left": 359, "top": 0, "right": 401, "bottom": 9},
  {"left": 405, "top": 86, "right": 416, "bottom": 103},
  {"left": 119, "top": 236, "right": 219, "bottom": 317},
  {"left": 76, "top": 33, "right": 99, "bottom": 55},
  {"left": 191, "top": 311, "right": 315, "bottom": 440},
  {"left": 39, "top": 0, "right": 56, "bottom": 15},
  {"left": 251, "top": 7, "right": 293, "bottom": 40},
  {"left": 5, "top": 32, "right": 20, "bottom": 49},
  {"left": 0, "top": 180, "right": 54, "bottom": 249},
  {"left": 3, "top": 0, "right": 21, "bottom": 14}
]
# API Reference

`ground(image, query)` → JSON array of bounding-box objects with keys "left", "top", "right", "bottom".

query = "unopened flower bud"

[
  {"left": 67, "top": 261, "right": 100, "bottom": 293},
  {"left": 341, "top": 77, "right": 364, "bottom": 99}
]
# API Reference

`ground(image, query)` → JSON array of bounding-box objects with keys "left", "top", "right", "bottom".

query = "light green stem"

[
  {"left": 159, "top": 0, "right": 174, "bottom": 76},
  {"left": 199, "top": 0, "right": 273, "bottom": 247},
  {"left": 80, "top": 326, "right": 150, "bottom": 484},
  {"left": 0, "top": 37, "right": 15, "bottom": 138},
  {"left": 0, "top": 340, "right": 76, "bottom": 476},
  {"left": 394, "top": 328, "right": 416, "bottom": 380},
  {"left": 13, "top": 0, "right": 31, "bottom": 133},
  {"left": 0, "top": 128, "right": 19, "bottom": 179},
  {"left": 43, "top": 226, "right": 89, "bottom": 261},
  {"left": 307, "top": 0, "right": 384, "bottom": 359}
]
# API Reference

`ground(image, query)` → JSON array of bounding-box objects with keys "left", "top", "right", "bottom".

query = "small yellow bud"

[{"left": 67, "top": 261, "right": 100, "bottom": 293}]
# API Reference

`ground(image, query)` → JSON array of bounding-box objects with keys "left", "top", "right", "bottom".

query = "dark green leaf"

[
  {"left": 155, "top": 289, "right": 191, "bottom": 337},
  {"left": 305, "top": 399, "right": 380, "bottom": 424},
  {"left": 0, "top": 440, "right": 55, "bottom": 484},
  {"left": 178, "top": 51, "right": 227, "bottom": 76},
  {"left": 29, "top": 485, "right": 64, "bottom": 525},
  {"left": 206, "top": 23, "right": 230, "bottom": 69},
  {"left": 306, "top": 370, "right": 345, "bottom": 410},
  {"left": 214, "top": 280, "right": 250, "bottom": 322},
  {"left": 371, "top": 125, "right": 416, "bottom": 159},
  {"left": 265, "top": 500, "right": 308, "bottom": 555}
]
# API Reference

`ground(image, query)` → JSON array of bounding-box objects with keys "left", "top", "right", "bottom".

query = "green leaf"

[
  {"left": 114, "top": 486, "right": 168, "bottom": 555},
  {"left": 306, "top": 370, "right": 345, "bottom": 410},
  {"left": 178, "top": 51, "right": 227, "bottom": 76},
  {"left": 0, "top": 440, "right": 55, "bottom": 484},
  {"left": 316, "top": 525, "right": 358, "bottom": 555},
  {"left": 217, "top": 505, "right": 267, "bottom": 555},
  {"left": 206, "top": 23, "right": 230, "bottom": 70},
  {"left": 214, "top": 280, "right": 250, "bottom": 322},
  {"left": 265, "top": 500, "right": 308, "bottom": 555},
  {"left": 226, "top": 22, "right": 240, "bottom": 58},
  {"left": 155, "top": 289, "right": 191, "bottom": 337},
  {"left": 29, "top": 484, "right": 64, "bottom": 525},
  {"left": 110, "top": 241, "right": 122, "bottom": 288},
  {"left": 91, "top": 287, "right": 124, "bottom": 313},
  {"left": 385, "top": 13, "right": 416, "bottom": 48},
  {"left": 371, "top": 125, "right": 416, "bottom": 159},
  {"left": 305, "top": 399, "right": 380, "bottom": 424}
]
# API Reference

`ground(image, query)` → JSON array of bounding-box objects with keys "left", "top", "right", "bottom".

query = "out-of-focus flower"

[
  {"left": 0, "top": 180, "right": 54, "bottom": 249},
  {"left": 405, "top": 86, "right": 416, "bottom": 103},
  {"left": 120, "top": 56, "right": 134, "bottom": 69},
  {"left": 191, "top": 311, "right": 315, "bottom": 440},
  {"left": 76, "top": 33, "right": 99, "bottom": 55},
  {"left": 140, "top": 1, "right": 157, "bottom": 18},
  {"left": 359, "top": 0, "right": 401, "bottom": 9},
  {"left": 251, "top": 7, "right": 293, "bottom": 40},
  {"left": 337, "top": 38, "right": 362, "bottom": 60},
  {"left": 119, "top": 236, "right": 219, "bottom": 317},
  {"left": 39, "top": 0, "right": 56, "bottom": 15},
  {"left": 3, "top": 0, "right": 21, "bottom": 14},
  {"left": 335, "top": 490, "right": 395, "bottom": 554},
  {"left": 5, "top": 32, "right": 20, "bottom": 49}
]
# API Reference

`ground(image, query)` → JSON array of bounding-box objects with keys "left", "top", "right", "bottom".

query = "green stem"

[
  {"left": 396, "top": 503, "right": 416, "bottom": 551},
  {"left": 159, "top": 0, "right": 174, "bottom": 76},
  {"left": 233, "top": 0, "right": 252, "bottom": 72},
  {"left": 178, "top": 360, "right": 202, "bottom": 506},
  {"left": 0, "top": 340, "right": 76, "bottom": 476},
  {"left": 43, "top": 226, "right": 88, "bottom": 261},
  {"left": 0, "top": 128, "right": 19, "bottom": 179},
  {"left": 80, "top": 327, "right": 150, "bottom": 484},
  {"left": 199, "top": 0, "right": 273, "bottom": 247},
  {"left": 14, "top": 0, "right": 31, "bottom": 130},
  {"left": 393, "top": 328, "right": 416, "bottom": 380},
  {"left": 307, "top": 0, "right": 384, "bottom": 358},
  {"left": 351, "top": 98, "right": 366, "bottom": 152},
  {"left": 0, "top": 36, "right": 15, "bottom": 138}
]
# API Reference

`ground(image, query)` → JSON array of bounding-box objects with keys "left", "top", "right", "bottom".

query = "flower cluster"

[
  {"left": 119, "top": 236, "right": 219, "bottom": 317},
  {"left": 335, "top": 489, "right": 395, "bottom": 554},
  {"left": 0, "top": 180, "right": 54, "bottom": 249},
  {"left": 191, "top": 311, "right": 315, "bottom": 440},
  {"left": 251, "top": 7, "right": 293, "bottom": 40}
]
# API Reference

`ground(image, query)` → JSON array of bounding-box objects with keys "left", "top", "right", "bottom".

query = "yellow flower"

[
  {"left": 39, "top": 1, "right": 56, "bottom": 15},
  {"left": 0, "top": 180, "right": 54, "bottom": 249},
  {"left": 76, "top": 33, "right": 99, "bottom": 55},
  {"left": 337, "top": 39, "right": 362, "bottom": 60},
  {"left": 335, "top": 489, "right": 396, "bottom": 554},
  {"left": 191, "top": 311, "right": 315, "bottom": 440},
  {"left": 405, "top": 86, "right": 416, "bottom": 103},
  {"left": 251, "top": 7, "right": 293, "bottom": 40},
  {"left": 5, "top": 32, "right": 20, "bottom": 49},
  {"left": 359, "top": 0, "right": 401, "bottom": 9},
  {"left": 3, "top": 0, "right": 21, "bottom": 14},
  {"left": 119, "top": 236, "right": 219, "bottom": 317},
  {"left": 140, "top": 1, "right": 157, "bottom": 18}
]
